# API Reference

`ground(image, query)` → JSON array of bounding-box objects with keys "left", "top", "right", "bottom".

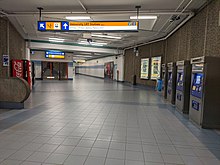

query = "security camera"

[
  {"left": 87, "top": 38, "right": 92, "bottom": 43},
  {"left": 169, "top": 15, "right": 180, "bottom": 22}
]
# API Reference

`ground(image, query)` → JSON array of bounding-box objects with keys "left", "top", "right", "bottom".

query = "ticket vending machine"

[
  {"left": 189, "top": 56, "right": 220, "bottom": 128},
  {"left": 167, "top": 62, "right": 177, "bottom": 105},
  {"left": 175, "top": 61, "right": 191, "bottom": 113},
  {"left": 161, "top": 64, "right": 168, "bottom": 99}
]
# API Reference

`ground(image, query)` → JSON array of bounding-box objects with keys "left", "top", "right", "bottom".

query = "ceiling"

[{"left": 0, "top": 0, "right": 208, "bottom": 60}]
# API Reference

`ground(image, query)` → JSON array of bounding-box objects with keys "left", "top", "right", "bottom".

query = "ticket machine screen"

[
  {"left": 191, "top": 73, "right": 203, "bottom": 98},
  {"left": 195, "top": 75, "right": 201, "bottom": 84}
]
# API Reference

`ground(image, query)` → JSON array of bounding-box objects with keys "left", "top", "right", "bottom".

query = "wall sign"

[
  {"left": 151, "top": 56, "right": 162, "bottom": 80},
  {"left": 140, "top": 58, "right": 149, "bottom": 79},
  {"left": 38, "top": 21, "right": 139, "bottom": 32},
  {"left": 3, "top": 55, "right": 9, "bottom": 67}
]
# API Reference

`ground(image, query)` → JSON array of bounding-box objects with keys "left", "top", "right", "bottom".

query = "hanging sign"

[{"left": 38, "top": 21, "right": 139, "bottom": 32}]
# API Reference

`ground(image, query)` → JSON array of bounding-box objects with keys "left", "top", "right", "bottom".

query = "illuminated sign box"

[
  {"left": 140, "top": 58, "right": 149, "bottom": 79},
  {"left": 45, "top": 51, "right": 65, "bottom": 59},
  {"left": 38, "top": 21, "right": 138, "bottom": 32},
  {"left": 151, "top": 56, "right": 162, "bottom": 80}
]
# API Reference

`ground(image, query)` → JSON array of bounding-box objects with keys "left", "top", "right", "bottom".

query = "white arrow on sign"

[
  {"left": 40, "top": 24, "right": 45, "bottom": 28},
  {"left": 63, "top": 23, "right": 68, "bottom": 29}
]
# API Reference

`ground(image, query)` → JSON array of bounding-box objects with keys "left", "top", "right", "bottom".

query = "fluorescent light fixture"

[
  {"left": 130, "top": 16, "right": 157, "bottom": 20},
  {"left": 74, "top": 52, "right": 91, "bottom": 55},
  {"left": 49, "top": 40, "right": 64, "bottom": 43},
  {"left": 66, "top": 16, "right": 91, "bottom": 20},
  {"left": 49, "top": 38, "right": 64, "bottom": 43},
  {"left": 74, "top": 55, "right": 93, "bottom": 58},
  {"left": 91, "top": 34, "right": 122, "bottom": 39},
  {"left": 78, "top": 41, "right": 107, "bottom": 47}
]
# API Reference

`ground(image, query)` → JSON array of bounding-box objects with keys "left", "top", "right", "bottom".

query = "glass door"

[
  {"left": 59, "top": 63, "right": 68, "bottom": 80},
  {"left": 42, "top": 62, "right": 59, "bottom": 80}
]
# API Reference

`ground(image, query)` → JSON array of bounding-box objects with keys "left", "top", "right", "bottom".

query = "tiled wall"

[
  {"left": 124, "top": 0, "right": 220, "bottom": 86},
  {"left": 0, "top": 17, "right": 26, "bottom": 78}
]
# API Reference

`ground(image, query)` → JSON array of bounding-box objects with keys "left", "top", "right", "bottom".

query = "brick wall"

[
  {"left": 0, "top": 17, "right": 25, "bottom": 78},
  {"left": 124, "top": 0, "right": 220, "bottom": 86}
]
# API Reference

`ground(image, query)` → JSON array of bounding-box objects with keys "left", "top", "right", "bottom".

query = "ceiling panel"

[
  {"left": 81, "top": 0, "right": 185, "bottom": 10},
  {"left": 0, "top": 0, "right": 82, "bottom": 12},
  {"left": 0, "top": 0, "right": 208, "bottom": 59}
]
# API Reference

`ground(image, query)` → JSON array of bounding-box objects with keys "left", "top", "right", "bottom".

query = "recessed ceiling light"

[
  {"left": 91, "top": 34, "right": 122, "bottom": 39},
  {"left": 130, "top": 16, "right": 157, "bottom": 20},
  {"left": 66, "top": 16, "right": 91, "bottom": 20}
]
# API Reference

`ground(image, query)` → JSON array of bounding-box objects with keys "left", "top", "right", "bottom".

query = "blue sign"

[
  {"left": 45, "top": 51, "right": 65, "bottom": 59},
  {"left": 192, "top": 100, "right": 200, "bottom": 111},
  {"left": 38, "top": 22, "right": 46, "bottom": 31},
  {"left": 62, "top": 22, "right": 69, "bottom": 31},
  {"left": 3, "top": 55, "right": 9, "bottom": 67}
]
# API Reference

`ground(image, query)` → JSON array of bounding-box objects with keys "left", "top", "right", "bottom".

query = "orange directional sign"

[{"left": 45, "top": 22, "right": 61, "bottom": 30}]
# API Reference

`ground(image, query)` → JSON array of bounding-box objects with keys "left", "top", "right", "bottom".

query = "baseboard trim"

[
  {"left": 0, "top": 102, "right": 24, "bottom": 109},
  {"left": 76, "top": 73, "right": 104, "bottom": 79}
]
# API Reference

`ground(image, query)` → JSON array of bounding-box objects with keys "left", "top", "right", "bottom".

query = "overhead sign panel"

[
  {"left": 38, "top": 21, "right": 138, "bottom": 32},
  {"left": 45, "top": 51, "right": 65, "bottom": 59}
]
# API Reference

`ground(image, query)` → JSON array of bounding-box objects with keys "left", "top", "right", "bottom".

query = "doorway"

[
  {"left": 104, "top": 62, "right": 114, "bottom": 80},
  {"left": 42, "top": 62, "right": 68, "bottom": 80}
]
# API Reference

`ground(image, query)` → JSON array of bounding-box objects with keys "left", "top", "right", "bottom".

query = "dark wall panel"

[
  {"left": 124, "top": 49, "right": 134, "bottom": 83},
  {"left": 124, "top": 42, "right": 165, "bottom": 86}
]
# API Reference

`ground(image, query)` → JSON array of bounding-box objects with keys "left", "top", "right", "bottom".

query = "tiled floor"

[{"left": 0, "top": 75, "right": 220, "bottom": 165}]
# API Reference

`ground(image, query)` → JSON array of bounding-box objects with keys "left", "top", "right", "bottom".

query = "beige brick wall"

[
  {"left": 0, "top": 17, "right": 26, "bottom": 78},
  {"left": 124, "top": 0, "right": 220, "bottom": 86}
]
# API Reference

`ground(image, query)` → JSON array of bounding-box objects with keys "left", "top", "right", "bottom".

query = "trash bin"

[
  {"left": 132, "top": 75, "right": 137, "bottom": 85},
  {"left": 156, "top": 79, "right": 162, "bottom": 91}
]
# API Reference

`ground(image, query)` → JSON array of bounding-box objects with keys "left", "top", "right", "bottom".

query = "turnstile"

[
  {"left": 175, "top": 61, "right": 191, "bottom": 114},
  {"left": 167, "top": 62, "right": 177, "bottom": 105},
  {"left": 161, "top": 64, "right": 168, "bottom": 99},
  {"left": 189, "top": 56, "right": 220, "bottom": 128}
]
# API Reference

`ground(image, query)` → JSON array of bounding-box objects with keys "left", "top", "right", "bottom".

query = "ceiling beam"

[
  {"left": 2, "top": 10, "right": 193, "bottom": 17},
  {"left": 29, "top": 41, "right": 123, "bottom": 55}
]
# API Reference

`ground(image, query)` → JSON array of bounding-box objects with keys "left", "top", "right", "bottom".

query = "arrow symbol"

[
  {"left": 63, "top": 23, "right": 68, "bottom": 29},
  {"left": 40, "top": 24, "right": 45, "bottom": 28}
]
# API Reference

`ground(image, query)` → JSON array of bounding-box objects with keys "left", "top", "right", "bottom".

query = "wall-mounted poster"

[
  {"left": 140, "top": 58, "right": 149, "bottom": 79},
  {"left": 151, "top": 56, "right": 162, "bottom": 80}
]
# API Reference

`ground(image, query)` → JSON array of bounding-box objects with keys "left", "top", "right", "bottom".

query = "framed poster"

[
  {"left": 140, "top": 58, "right": 149, "bottom": 79},
  {"left": 151, "top": 56, "right": 162, "bottom": 80}
]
